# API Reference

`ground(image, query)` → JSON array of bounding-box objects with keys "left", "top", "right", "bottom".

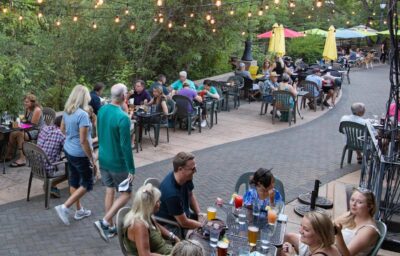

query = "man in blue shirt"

[
  {"left": 171, "top": 71, "right": 196, "bottom": 94},
  {"left": 89, "top": 82, "right": 105, "bottom": 115},
  {"left": 156, "top": 152, "right": 203, "bottom": 235},
  {"left": 128, "top": 80, "right": 152, "bottom": 105}
]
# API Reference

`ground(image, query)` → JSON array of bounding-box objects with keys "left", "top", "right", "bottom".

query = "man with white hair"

[
  {"left": 94, "top": 83, "right": 135, "bottom": 242},
  {"left": 171, "top": 71, "right": 196, "bottom": 95}
]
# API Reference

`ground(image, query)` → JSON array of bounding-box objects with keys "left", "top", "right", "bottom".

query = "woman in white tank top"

[{"left": 334, "top": 187, "right": 380, "bottom": 256}]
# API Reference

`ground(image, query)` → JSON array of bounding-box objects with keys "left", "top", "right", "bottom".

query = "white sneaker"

[
  {"left": 74, "top": 207, "right": 92, "bottom": 220},
  {"left": 55, "top": 205, "right": 70, "bottom": 225},
  {"left": 201, "top": 120, "right": 207, "bottom": 128}
]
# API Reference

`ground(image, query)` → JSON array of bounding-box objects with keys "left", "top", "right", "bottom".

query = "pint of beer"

[
  {"left": 247, "top": 226, "right": 259, "bottom": 246},
  {"left": 207, "top": 206, "right": 217, "bottom": 220},
  {"left": 217, "top": 241, "right": 228, "bottom": 256}
]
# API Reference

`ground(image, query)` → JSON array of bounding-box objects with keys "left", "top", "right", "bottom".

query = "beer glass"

[
  {"left": 207, "top": 206, "right": 217, "bottom": 220},
  {"left": 238, "top": 207, "right": 247, "bottom": 225},
  {"left": 217, "top": 241, "right": 228, "bottom": 256},
  {"left": 247, "top": 225, "right": 259, "bottom": 247}
]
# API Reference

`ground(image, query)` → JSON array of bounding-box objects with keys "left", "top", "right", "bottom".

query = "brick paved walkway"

[{"left": 0, "top": 66, "right": 390, "bottom": 255}]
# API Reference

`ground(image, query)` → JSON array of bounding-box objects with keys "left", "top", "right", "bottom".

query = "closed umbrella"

[
  {"left": 268, "top": 23, "right": 279, "bottom": 53},
  {"left": 323, "top": 25, "right": 337, "bottom": 61},
  {"left": 275, "top": 25, "right": 286, "bottom": 57}
]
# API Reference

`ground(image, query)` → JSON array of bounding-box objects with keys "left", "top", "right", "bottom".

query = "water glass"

[
  {"left": 260, "top": 229, "right": 270, "bottom": 253},
  {"left": 238, "top": 207, "right": 247, "bottom": 225},
  {"left": 209, "top": 228, "right": 220, "bottom": 248},
  {"left": 238, "top": 246, "right": 250, "bottom": 256},
  {"left": 253, "top": 200, "right": 261, "bottom": 217}
]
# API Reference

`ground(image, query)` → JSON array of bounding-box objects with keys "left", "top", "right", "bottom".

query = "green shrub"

[{"left": 287, "top": 35, "right": 325, "bottom": 64}]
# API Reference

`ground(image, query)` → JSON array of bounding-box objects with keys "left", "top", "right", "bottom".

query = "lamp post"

[{"left": 377, "top": 1, "right": 387, "bottom": 44}]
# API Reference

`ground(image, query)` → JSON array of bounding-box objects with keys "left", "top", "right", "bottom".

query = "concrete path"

[{"left": 0, "top": 65, "right": 391, "bottom": 255}]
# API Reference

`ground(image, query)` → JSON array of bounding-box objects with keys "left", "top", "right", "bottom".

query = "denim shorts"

[
  {"left": 64, "top": 151, "right": 94, "bottom": 191},
  {"left": 100, "top": 168, "right": 131, "bottom": 192}
]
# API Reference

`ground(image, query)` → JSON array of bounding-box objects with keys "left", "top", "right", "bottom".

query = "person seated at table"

[
  {"left": 156, "top": 152, "right": 204, "bottom": 235},
  {"left": 177, "top": 82, "right": 205, "bottom": 128},
  {"left": 340, "top": 102, "right": 367, "bottom": 164},
  {"left": 4, "top": 93, "right": 46, "bottom": 167},
  {"left": 37, "top": 115, "right": 66, "bottom": 198},
  {"left": 235, "top": 62, "right": 252, "bottom": 80},
  {"left": 279, "top": 73, "right": 297, "bottom": 97},
  {"left": 272, "top": 56, "right": 292, "bottom": 82},
  {"left": 149, "top": 74, "right": 170, "bottom": 97},
  {"left": 171, "top": 71, "right": 196, "bottom": 95},
  {"left": 321, "top": 70, "right": 342, "bottom": 108},
  {"left": 243, "top": 168, "right": 283, "bottom": 211},
  {"left": 171, "top": 240, "right": 204, "bottom": 256},
  {"left": 305, "top": 68, "right": 327, "bottom": 110},
  {"left": 147, "top": 86, "right": 169, "bottom": 116},
  {"left": 333, "top": 187, "right": 380, "bottom": 256},
  {"left": 283, "top": 211, "right": 341, "bottom": 256},
  {"left": 197, "top": 80, "right": 220, "bottom": 100},
  {"left": 123, "top": 183, "right": 180, "bottom": 256},
  {"left": 129, "top": 80, "right": 151, "bottom": 106},
  {"left": 262, "top": 59, "right": 273, "bottom": 77}
]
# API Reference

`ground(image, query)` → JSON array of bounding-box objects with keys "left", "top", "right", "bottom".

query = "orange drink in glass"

[{"left": 267, "top": 208, "right": 277, "bottom": 225}]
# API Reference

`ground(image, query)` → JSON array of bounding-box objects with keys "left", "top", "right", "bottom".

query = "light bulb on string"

[
  {"left": 264, "top": 5, "right": 269, "bottom": 10},
  {"left": 183, "top": 23, "right": 187, "bottom": 28},
  {"left": 274, "top": 0, "right": 279, "bottom": 4},
  {"left": 97, "top": 0, "right": 104, "bottom": 5},
  {"left": 248, "top": 11, "right": 252, "bottom": 17},
  {"left": 190, "top": 12, "right": 194, "bottom": 18},
  {"left": 346, "top": 21, "right": 350, "bottom": 24},
  {"left": 157, "top": 0, "right": 163, "bottom": 6},
  {"left": 125, "top": 9, "right": 129, "bottom": 15},
  {"left": 115, "top": 16, "right": 120, "bottom": 23},
  {"left": 384, "top": 20, "right": 387, "bottom": 24},
  {"left": 212, "top": 28, "right": 216, "bottom": 33},
  {"left": 292, "top": 11, "right": 295, "bottom": 15},
  {"left": 92, "top": 22, "right": 97, "bottom": 29},
  {"left": 241, "top": 31, "right": 246, "bottom": 36},
  {"left": 18, "top": 16, "right": 23, "bottom": 21},
  {"left": 351, "top": 11, "right": 355, "bottom": 15},
  {"left": 73, "top": 16, "right": 78, "bottom": 22},
  {"left": 289, "top": 1, "right": 295, "bottom": 8},
  {"left": 154, "top": 17, "right": 158, "bottom": 22},
  {"left": 38, "top": 12, "right": 43, "bottom": 18},
  {"left": 229, "top": 8, "right": 234, "bottom": 15},
  {"left": 130, "top": 24, "right": 135, "bottom": 30},
  {"left": 37, "top": 0, "right": 43, "bottom": 3},
  {"left": 210, "top": 18, "right": 215, "bottom": 24},
  {"left": 215, "top": 0, "right": 222, "bottom": 7},
  {"left": 56, "top": 20, "right": 61, "bottom": 27},
  {"left": 168, "top": 21, "right": 172, "bottom": 28},
  {"left": 308, "top": 15, "right": 311, "bottom": 19},
  {"left": 159, "top": 16, "right": 164, "bottom": 23},
  {"left": 372, "top": 12, "right": 375, "bottom": 16},
  {"left": 258, "top": 8, "right": 263, "bottom": 16},
  {"left": 332, "top": 10, "right": 335, "bottom": 13},
  {"left": 316, "top": 0, "right": 322, "bottom": 8},
  {"left": 206, "top": 13, "right": 211, "bottom": 21},
  {"left": 3, "top": 8, "right": 8, "bottom": 13}
]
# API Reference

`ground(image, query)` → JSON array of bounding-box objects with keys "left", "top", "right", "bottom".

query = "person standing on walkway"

[
  {"left": 54, "top": 85, "right": 94, "bottom": 225},
  {"left": 94, "top": 83, "right": 135, "bottom": 242}
]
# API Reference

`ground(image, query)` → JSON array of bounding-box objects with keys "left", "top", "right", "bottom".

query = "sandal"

[{"left": 9, "top": 161, "right": 26, "bottom": 168}]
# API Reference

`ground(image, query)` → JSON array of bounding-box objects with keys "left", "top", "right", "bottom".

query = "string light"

[
  {"left": 56, "top": 20, "right": 61, "bottom": 26},
  {"left": 258, "top": 8, "right": 263, "bottom": 16},
  {"left": 37, "top": 0, "right": 43, "bottom": 3},
  {"left": 114, "top": 15, "right": 120, "bottom": 23},
  {"left": 241, "top": 31, "right": 246, "bottom": 36},
  {"left": 265, "top": 5, "right": 269, "bottom": 10},
  {"left": 316, "top": 0, "right": 322, "bottom": 8},
  {"left": 229, "top": 8, "right": 235, "bottom": 15},
  {"left": 346, "top": 20, "right": 350, "bottom": 24},
  {"left": 372, "top": 12, "right": 376, "bottom": 16},
  {"left": 308, "top": 15, "right": 311, "bottom": 19},
  {"left": 332, "top": 10, "right": 335, "bottom": 13},
  {"left": 190, "top": 12, "right": 194, "bottom": 18},
  {"left": 2, "top": 8, "right": 8, "bottom": 13},
  {"left": 206, "top": 13, "right": 211, "bottom": 21},
  {"left": 73, "top": 16, "right": 78, "bottom": 22},
  {"left": 247, "top": 11, "right": 252, "bottom": 17},
  {"left": 168, "top": 21, "right": 172, "bottom": 28},
  {"left": 92, "top": 22, "right": 97, "bottom": 29},
  {"left": 351, "top": 11, "right": 355, "bottom": 14},
  {"left": 125, "top": 9, "right": 129, "bottom": 15},
  {"left": 159, "top": 16, "right": 164, "bottom": 23},
  {"left": 18, "top": 16, "right": 23, "bottom": 21},
  {"left": 183, "top": 23, "right": 187, "bottom": 28},
  {"left": 289, "top": 1, "right": 295, "bottom": 8},
  {"left": 210, "top": 18, "right": 215, "bottom": 24},
  {"left": 38, "top": 12, "right": 43, "bottom": 18},
  {"left": 97, "top": 0, "right": 104, "bottom": 5},
  {"left": 212, "top": 28, "right": 216, "bottom": 33},
  {"left": 292, "top": 11, "right": 295, "bottom": 15},
  {"left": 157, "top": 0, "right": 163, "bottom": 7},
  {"left": 274, "top": 0, "right": 280, "bottom": 4},
  {"left": 215, "top": 0, "right": 222, "bottom": 7},
  {"left": 384, "top": 20, "right": 387, "bottom": 24},
  {"left": 130, "top": 24, "right": 135, "bottom": 30}
]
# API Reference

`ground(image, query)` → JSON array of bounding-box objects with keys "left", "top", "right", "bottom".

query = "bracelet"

[{"left": 168, "top": 231, "right": 175, "bottom": 240}]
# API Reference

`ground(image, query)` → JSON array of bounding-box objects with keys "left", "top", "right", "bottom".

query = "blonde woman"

[
  {"left": 148, "top": 86, "right": 169, "bottom": 115},
  {"left": 283, "top": 211, "right": 341, "bottom": 256},
  {"left": 54, "top": 85, "right": 95, "bottom": 225},
  {"left": 334, "top": 188, "right": 380, "bottom": 256},
  {"left": 6, "top": 93, "right": 45, "bottom": 167},
  {"left": 123, "top": 184, "right": 179, "bottom": 255},
  {"left": 171, "top": 240, "right": 204, "bottom": 256}
]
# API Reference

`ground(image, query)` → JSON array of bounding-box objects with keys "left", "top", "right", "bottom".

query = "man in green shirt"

[{"left": 94, "top": 83, "right": 135, "bottom": 242}]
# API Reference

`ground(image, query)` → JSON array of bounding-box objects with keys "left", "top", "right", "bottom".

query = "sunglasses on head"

[{"left": 354, "top": 186, "right": 373, "bottom": 194}]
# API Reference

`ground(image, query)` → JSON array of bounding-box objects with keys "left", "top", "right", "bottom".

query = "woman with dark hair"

[
  {"left": 243, "top": 168, "right": 283, "bottom": 210},
  {"left": 334, "top": 188, "right": 380, "bottom": 256},
  {"left": 5, "top": 93, "right": 45, "bottom": 167},
  {"left": 147, "top": 86, "right": 169, "bottom": 115}
]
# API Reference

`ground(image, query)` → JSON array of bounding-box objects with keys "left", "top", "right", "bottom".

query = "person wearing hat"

[{"left": 171, "top": 71, "right": 196, "bottom": 95}]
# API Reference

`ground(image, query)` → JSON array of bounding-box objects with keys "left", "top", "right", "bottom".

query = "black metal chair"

[
  {"left": 22, "top": 142, "right": 68, "bottom": 209},
  {"left": 226, "top": 76, "right": 243, "bottom": 110},
  {"left": 272, "top": 91, "right": 296, "bottom": 126},
  {"left": 298, "top": 80, "right": 324, "bottom": 112},
  {"left": 339, "top": 121, "right": 365, "bottom": 168},
  {"left": 116, "top": 207, "right": 133, "bottom": 256},
  {"left": 42, "top": 107, "right": 56, "bottom": 126},
  {"left": 172, "top": 95, "right": 201, "bottom": 135}
]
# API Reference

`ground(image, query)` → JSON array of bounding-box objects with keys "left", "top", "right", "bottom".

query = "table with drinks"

[
  {"left": 191, "top": 194, "right": 287, "bottom": 256},
  {"left": 131, "top": 104, "right": 162, "bottom": 149}
]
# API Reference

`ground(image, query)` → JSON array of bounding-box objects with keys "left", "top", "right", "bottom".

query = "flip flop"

[{"left": 9, "top": 161, "right": 26, "bottom": 168}]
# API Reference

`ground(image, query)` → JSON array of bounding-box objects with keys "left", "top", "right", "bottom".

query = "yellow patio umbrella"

[
  {"left": 275, "top": 24, "right": 286, "bottom": 57},
  {"left": 323, "top": 25, "right": 337, "bottom": 61},
  {"left": 268, "top": 23, "right": 278, "bottom": 53}
]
